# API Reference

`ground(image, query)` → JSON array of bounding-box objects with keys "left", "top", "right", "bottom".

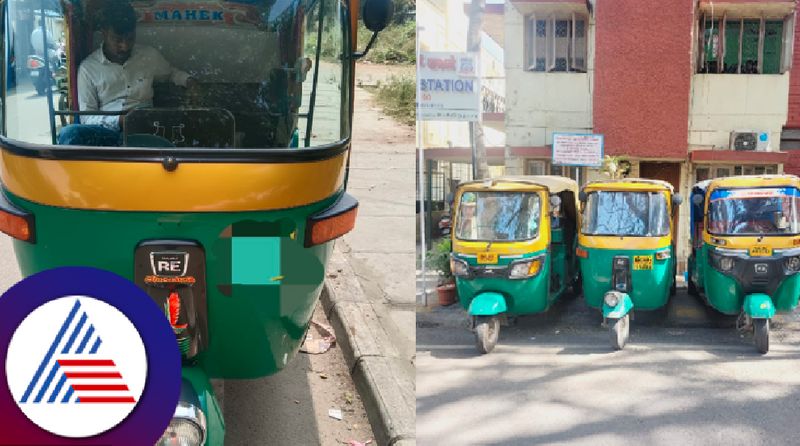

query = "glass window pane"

[
  {"left": 763, "top": 20, "right": 783, "bottom": 74},
  {"left": 581, "top": 191, "right": 670, "bottom": 236},
  {"left": 456, "top": 192, "right": 542, "bottom": 241},
  {"left": 741, "top": 20, "right": 760, "bottom": 73},
  {"left": 723, "top": 20, "right": 740, "bottom": 73},
  {"left": 4, "top": 0, "right": 346, "bottom": 149}
]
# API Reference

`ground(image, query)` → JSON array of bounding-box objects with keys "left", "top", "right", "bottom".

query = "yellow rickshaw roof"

[
  {"left": 457, "top": 175, "right": 579, "bottom": 194},
  {"left": 583, "top": 178, "right": 674, "bottom": 192},
  {"left": 706, "top": 174, "right": 800, "bottom": 191}
]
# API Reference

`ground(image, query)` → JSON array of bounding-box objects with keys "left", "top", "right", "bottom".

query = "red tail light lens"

[{"left": 27, "top": 58, "right": 43, "bottom": 69}]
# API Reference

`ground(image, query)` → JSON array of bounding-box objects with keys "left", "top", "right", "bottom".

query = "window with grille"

[
  {"left": 698, "top": 13, "right": 795, "bottom": 74},
  {"left": 525, "top": 13, "right": 587, "bottom": 73}
]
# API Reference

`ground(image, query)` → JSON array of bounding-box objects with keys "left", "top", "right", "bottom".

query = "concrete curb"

[{"left": 321, "top": 249, "right": 415, "bottom": 446}]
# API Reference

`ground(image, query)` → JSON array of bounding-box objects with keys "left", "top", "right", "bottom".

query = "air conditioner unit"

[{"left": 729, "top": 131, "right": 770, "bottom": 151}]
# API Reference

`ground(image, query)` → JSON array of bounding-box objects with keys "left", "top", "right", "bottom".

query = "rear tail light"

[
  {"left": 0, "top": 194, "right": 34, "bottom": 242},
  {"left": 576, "top": 247, "right": 589, "bottom": 258},
  {"left": 655, "top": 250, "right": 671, "bottom": 260},
  {"left": 305, "top": 193, "right": 358, "bottom": 247},
  {"left": 27, "top": 57, "right": 43, "bottom": 69}
]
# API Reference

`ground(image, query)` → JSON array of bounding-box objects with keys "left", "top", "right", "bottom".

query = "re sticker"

[{"left": 633, "top": 255, "right": 653, "bottom": 270}]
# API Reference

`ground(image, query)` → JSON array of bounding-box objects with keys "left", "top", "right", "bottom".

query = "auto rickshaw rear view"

[
  {"left": 688, "top": 175, "right": 800, "bottom": 353},
  {"left": 0, "top": 0, "right": 393, "bottom": 443},
  {"left": 450, "top": 176, "right": 580, "bottom": 354},
  {"left": 577, "top": 179, "right": 682, "bottom": 349}
]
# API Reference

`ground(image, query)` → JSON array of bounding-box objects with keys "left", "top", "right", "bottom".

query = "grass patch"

[
  {"left": 357, "top": 21, "right": 416, "bottom": 65},
  {"left": 369, "top": 76, "right": 415, "bottom": 126}
]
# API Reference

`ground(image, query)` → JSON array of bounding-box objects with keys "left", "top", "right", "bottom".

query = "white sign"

[
  {"left": 417, "top": 52, "right": 480, "bottom": 121},
  {"left": 552, "top": 133, "right": 604, "bottom": 167}
]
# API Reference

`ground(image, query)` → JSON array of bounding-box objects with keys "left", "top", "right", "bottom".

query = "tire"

[
  {"left": 34, "top": 77, "right": 47, "bottom": 95},
  {"left": 754, "top": 318, "right": 769, "bottom": 354},
  {"left": 474, "top": 316, "right": 500, "bottom": 354},
  {"left": 572, "top": 272, "right": 583, "bottom": 297},
  {"left": 609, "top": 314, "right": 630, "bottom": 351},
  {"left": 58, "top": 94, "right": 68, "bottom": 127}
]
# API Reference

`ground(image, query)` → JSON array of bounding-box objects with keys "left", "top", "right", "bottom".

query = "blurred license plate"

[
  {"left": 633, "top": 255, "right": 653, "bottom": 270},
  {"left": 477, "top": 253, "right": 498, "bottom": 264},
  {"left": 30, "top": 71, "right": 39, "bottom": 77},
  {"left": 749, "top": 245, "right": 772, "bottom": 257}
]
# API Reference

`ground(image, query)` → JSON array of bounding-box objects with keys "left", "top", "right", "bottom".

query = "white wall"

[
  {"left": 689, "top": 74, "right": 790, "bottom": 151},
  {"left": 504, "top": 2, "right": 594, "bottom": 150}
]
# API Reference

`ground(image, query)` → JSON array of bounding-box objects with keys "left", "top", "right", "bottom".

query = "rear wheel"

[
  {"left": 754, "top": 318, "right": 769, "bottom": 354},
  {"left": 475, "top": 316, "right": 499, "bottom": 354},
  {"left": 609, "top": 314, "right": 630, "bottom": 351},
  {"left": 34, "top": 75, "right": 47, "bottom": 95}
]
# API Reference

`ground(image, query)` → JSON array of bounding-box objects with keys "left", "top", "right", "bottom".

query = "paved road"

[{"left": 417, "top": 289, "right": 800, "bottom": 446}]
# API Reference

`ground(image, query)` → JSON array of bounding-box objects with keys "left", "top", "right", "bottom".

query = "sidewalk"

[{"left": 322, "top": 78, "right": 416, "bottom": 445}]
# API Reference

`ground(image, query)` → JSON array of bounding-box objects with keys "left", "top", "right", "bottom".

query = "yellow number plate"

[
  {"left": 477, "top": 253, "right": 499, "bottom": 264},
  {"left": 749, "top": 245, "right": 772, "bottom": 257},
  {"left": 633, "top": 255, "right": 653, "bottom": 270}
]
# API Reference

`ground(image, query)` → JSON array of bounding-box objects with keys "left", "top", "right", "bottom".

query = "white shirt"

[{"left": 78, "top": 44, "right": 190, "bottom": 129}]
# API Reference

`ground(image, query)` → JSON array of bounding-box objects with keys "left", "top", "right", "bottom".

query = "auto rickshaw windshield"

[
  {"left": 2, "top": 0, "right": 348, "bottom": 149},
  {"left": 455, "top": 191, "right": 541, "bottom": 242},
  {"left": 708, "top": 187, "right": 800, "bottom": 236},
  {"left": 581, "top": 191, "right": 669, "bottom": 237}
]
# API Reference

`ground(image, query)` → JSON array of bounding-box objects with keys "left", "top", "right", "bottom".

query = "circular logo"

[
  {"left": 6, "top": 296, "right": 147, "bottom": 437},
  {"left": 0, "top": 267, "right": 181, "bottom": 445}
]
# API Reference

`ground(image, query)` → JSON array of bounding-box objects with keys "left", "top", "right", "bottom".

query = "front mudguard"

[
  {"left": 468, "top": 292, "right": 508, "bottom": 316},
  {"left": 743, "top": 293, "right": 776, "bottom": 319},
  {"left": 602, "top": 292, "right": 633, "bottom": 319},
  {"left": 179, "top": 367, "right": 225, "bottom": 446}
]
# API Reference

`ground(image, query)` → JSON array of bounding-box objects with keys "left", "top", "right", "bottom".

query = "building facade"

[{"left": 503, "top": 0, "right": 799, "bottom": 270}]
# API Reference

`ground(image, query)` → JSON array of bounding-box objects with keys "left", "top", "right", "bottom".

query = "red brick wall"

[
  {"left": 593, "top": 0, "right": 695, "bottom": 158},
  {"left": 786, "top": 2, "right": 800, "bottom": 128}
]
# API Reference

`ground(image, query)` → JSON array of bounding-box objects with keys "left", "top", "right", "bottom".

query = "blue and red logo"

[{"left": 0, "top": 267, "right": 181, "bottom": 445}]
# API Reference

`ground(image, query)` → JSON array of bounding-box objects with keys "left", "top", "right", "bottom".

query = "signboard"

[
  {"left": 552, "top": 133, "right": 604, "bottom": 167},
  {"left": 417, "top": 52, "right": 480, "bottom": 122}
]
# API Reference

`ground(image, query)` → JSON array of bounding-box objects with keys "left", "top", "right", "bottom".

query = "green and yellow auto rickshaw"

[
  {"left": 0, "top": 0, "right": 392, "bottom": 443},
  {"left": 577, "top": 179, "right": 682, "bottom": 350},
  {"left": 450, "top": 176, "right": 580, "bottom": 354},
  {"left": 688, "top": 175, "right": 800, "bottom": 354}
]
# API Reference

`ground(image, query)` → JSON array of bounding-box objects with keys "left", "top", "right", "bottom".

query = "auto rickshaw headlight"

[
  {"left": 451, "top": 257, "right": 469, "bottom": 277},
  {"left": 604, "top": 292, "right": 620, "bottom": 307},
  {"left": 508, "top": 258, "right": 542, "bottom": 279},
  {"left": 157, "top": 402, "right": 206, "bottom": 446},
  {"left": 719, "top": 256, "right": 735, "bottom": 272},
  {"left": 785, "top": 256, "right": 800, "bottom": 272}
]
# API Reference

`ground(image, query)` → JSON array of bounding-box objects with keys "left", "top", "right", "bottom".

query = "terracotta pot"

[{"left": 436, "top": 282, "right": 457, "bottom": 306}]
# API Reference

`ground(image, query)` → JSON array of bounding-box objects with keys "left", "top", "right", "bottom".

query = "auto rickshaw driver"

[{"left": 57, "top": 1, "right": 197, "bottom": 146}]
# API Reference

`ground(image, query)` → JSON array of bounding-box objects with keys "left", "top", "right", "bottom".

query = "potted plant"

[{"left": 427, "top": 237, "right": 457, "bottom": 306}]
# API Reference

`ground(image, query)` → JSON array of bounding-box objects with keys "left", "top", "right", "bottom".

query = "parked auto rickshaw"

[
  {"left": 450, "top": 176, "right": 580, "bottom": 354},
  {"left": 687, "top": 175, "right": 800, "bottom": 353},
  {"left": 577, "top": 179, "right": 681, "bottom": 349},
  {"left": 0, "top": 0, "right": 393, "bottom": 443}
]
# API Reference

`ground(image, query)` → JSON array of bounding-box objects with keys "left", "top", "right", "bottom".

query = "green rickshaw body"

[
  {"left": 579, "top": 246, "right": 674, "bottom": 311},
  {"left": 7, "top": 191, "right": 337, "bottom": 379},
  {"left": 454, "top": 250, "right": 552, "bottom": 316}
]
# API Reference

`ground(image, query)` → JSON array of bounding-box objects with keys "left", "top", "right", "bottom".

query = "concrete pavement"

[
  {"left": 417, "top": 290, "right": 800, "bottom": 446},
  {"left": 322, "top": 80, "right": 416, "bottom": 445}
]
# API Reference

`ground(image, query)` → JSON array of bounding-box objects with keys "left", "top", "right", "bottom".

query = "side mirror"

[
  {"left": 362, "top": 0, "right": 394, "bottom": 32},
  {"left": 691, "top": 194, "right": 703, "bottom": 206},
  {"left": 578, "top": 190, "right": 587, "bottom": 202},
  {"left": 672, "top": 193, "right": 683, "bottom": 206},
  {"left": 354, "top": 0, "right": 394, "bottom": 59}
]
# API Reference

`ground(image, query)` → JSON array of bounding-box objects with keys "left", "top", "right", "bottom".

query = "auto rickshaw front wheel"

[
  {"left": 754, "top": 318, "right": 769, "bottom": 354},
  {"left": 609, "top": 314, "right": 630, "bottom": 351},
  {"left": 474, "top": 315, "right": 499, "bottom": 354}
]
